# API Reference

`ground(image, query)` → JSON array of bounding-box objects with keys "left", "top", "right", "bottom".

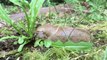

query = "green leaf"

[
  {"left": 103, "top": 47, "right": 107, "bottom": 60},
  {"left": 39, "top": 41, "right": 44, "bottom": 47},
  {"left": 63, "top": 42, "right": 93, "bottom": 50},
  {"left": 0, "top": 4, "right": 22, "bottom": 35},
  {"left": 0, "top": 36, "right": 19, "bottom": 41},
  {"left": 34, "top": 39, "right": 41, "bottom": 47},
  {"left": 21, "top": 0, "right": 30, "bottom": 8},
  {"left": 9, "top": 0, "right": 21, "bottom": 7},
  {"left": 0, "top": 5, "right": 13, "bottom": 25},
  {"left": 64, "top": 40, "right": 74, "bottom": 45},
  {"left": 44, "top": 40, "right": 52, "bottom": 48},
  {"left": 28, "top": 0, "right": 45, "bottom": 35},
  {"left": 86, "top": 0, "right": 89, "bottom": 2},
  {"left": 18, "top": 41, "right": 28, "bottom": 52},
  {"left": 30, "top": 0, "right": 45, "bottom": 16},
  {"left": 18, "top": 44, "right": 25, "bottom": 52},
  {"left": 65, "top": 0, "right": 79, "bottom": 3},
  {"left": 52, "top": 40, "right": 93, "bottom": 51},
  {"left": 52, "top": 40, "right": 63, "bottom": 47},
  {"left": 18, "top": 36, "right": 24, "bottom": 44},
  {"left": 13, "top": 41, "right": 18, "bottom": 45}
]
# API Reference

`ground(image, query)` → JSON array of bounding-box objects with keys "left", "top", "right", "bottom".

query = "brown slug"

[{"left": 36, "top": 24, "right": 92, "bottom": 42}]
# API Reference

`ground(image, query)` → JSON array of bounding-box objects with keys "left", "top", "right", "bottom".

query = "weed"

[{"left": 0, "top": 0, "right": 45, "bottom": 52}]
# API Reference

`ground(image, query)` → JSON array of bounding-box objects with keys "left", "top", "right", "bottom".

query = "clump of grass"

[{"left": 22, "top": 46, "right": 107, "bottom": 60}]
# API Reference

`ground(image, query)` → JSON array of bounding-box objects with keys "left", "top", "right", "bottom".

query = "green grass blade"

[
  {"left": 0, "top": 5, "right": 13, "bottom": 25},
  {"left": 28, "top": 0, "right": 45, "bottom": 37},
  {"left": 9, "top": 0, "right": 21, "bottom": 7},
  {"left": 0, "top": 4, "right": 24, "bottom": 35}
]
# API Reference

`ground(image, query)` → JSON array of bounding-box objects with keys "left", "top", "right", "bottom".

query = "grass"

[
  {"left": 0, "top": 0, "right": 107, "bottom": 60},
  {"left": 22, "top": 46, "right": 107, "bottom": 60},
  {"left": 0, "top": 0, "right": 45, "bottom": 52}
]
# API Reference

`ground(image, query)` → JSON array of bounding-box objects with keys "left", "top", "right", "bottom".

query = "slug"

[{"left": 36, "top": 24, "right": 92, "bottom": 42}]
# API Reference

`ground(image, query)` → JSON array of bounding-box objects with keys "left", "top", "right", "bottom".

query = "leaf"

[
  {"left": 0, "top": 4, "right": 13, "bottom": 25},
  {"left": 9, "top": 0, "right": 21, "bottom": 7},
  {"left": 0, "top": 4, "right": 22, "bottom": 34},
  {"left": 103, "top": 47, "right": 107, "bottom": 60},
  {"left": 18, "top": 36, "right": 24, "bottom": 44},
  {"left": 21, "top": 0, "right": 30, "bottom": 8},
  {"left": 29, "top": 0, "right": 45, "bottom": 34},
  {"left": 63, "top": 42, "right": 93, "bottom": 50},
  {"left": 52, "top": 40, "right": 93, "bottom": 51},
  {"left": 0, "top": 36, "right": 19, "bottom": 41},
  {"left": 18, "top": 41, "right": 28, "bottom": 52},
  {"left": 52, "top": 40, "right": 63, "bottom": 47},
  {"left": 13, "top": 41, "right": 18, "bottom": 45},
  {"left": 86, "top": 0, "right": 89, "bottom": 2},
  {"left": 18, "top": 44, "right": 25, "bottom": 52},
  {"left": 64, "top": 40, "right": 74, "bottom": 45},
  {"left": 65, "top": 0, "right": 79, "bottom": 3},
  {"left": 44, "top": 40, "right": 52, "bottom": 48},
  {"left": 39, "top": 41, "right": 44, "bottom": 47},
  {"left": 34, "top": 39, "right": 41, "bottom": 47}
]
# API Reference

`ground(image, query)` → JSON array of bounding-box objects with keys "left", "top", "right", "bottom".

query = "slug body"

[{"left": 36, "top": 24, "right": 91, "bottom": 42}]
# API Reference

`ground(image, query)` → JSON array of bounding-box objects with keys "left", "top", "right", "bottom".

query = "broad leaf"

[
  {"left": 18, "top": 41, "right": 28, "bottom": 52},
  {"left": 44, "top": 40, "right": 52, "bottom": 48},
  {"left": 64, "top": 42, "right": 93, "bottom": 50},
  {"left": 52, "top": 40, "right": 64, "bottom": 47},
  {"left": 18, "top": 43, "right": 25, "bottom": 52},
  {"left": 39, "top": 41, "right": 44, "bottom": 47},
  {"left": 18, "top": 36, "right": 25, "bottom": 44},
  {"left": 34, "top": 39, "right": 41, "bottom": 47},
  {"left": 52, "top": 40, "right": 93, "bottom": 51}
]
